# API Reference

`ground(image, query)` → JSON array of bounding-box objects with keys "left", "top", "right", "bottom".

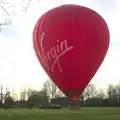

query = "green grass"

[{"left": 0, "top": 107, "right": 120, "bottom": 120}]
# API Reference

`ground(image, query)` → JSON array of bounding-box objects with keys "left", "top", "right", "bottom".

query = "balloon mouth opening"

[
  {"left": 64, "top": 90, "right": 82, "bottom": 101},
  {"left": 69, "top": 95, "right": 80, "bottom": 101}
]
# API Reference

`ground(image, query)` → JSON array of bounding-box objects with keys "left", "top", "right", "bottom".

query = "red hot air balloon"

[{"left": 33, "top": 4, "right": 110, "bottom": 101}]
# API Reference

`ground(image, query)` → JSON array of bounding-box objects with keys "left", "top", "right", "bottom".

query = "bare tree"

[
  {"left": 5, "top": 87, "right": 11, "bottom": 98},
  {"left": 20, "top": 89, "right": 27, "bottom": 101},
  {"left": 116, "top": 84, "right": 120, "bottom": 104},
  {"left": 82, "top": 84, "right": 97, "bottom": 99},
  {"left": 43, "top": 79, "right": 64, "bottom": 99},
  {"left": 4, "top": 87, "right": 14, "bottom": 110},
  {"left": 21, "top": 0, "right": 43, "bottom": 12},
  {"left": 53, "top": 87, "right": 65, "bottom": 98},
  {"left": 0, "top": 85, "right": 3, "bottom": 105},
  {"left": 96, "top": 89, "right": 106, "bottom": 99},
  {"left": 0, "top": 0, "right": 14, "bottom": 30},
  {"left": 21, "top": 0, "right": 62, "bottom": 13},
  {"left": 107, "top": 85, "right": 116, "bottom": 99},
  {"left": 107, "top": 84, "right": 118, "bottom": 106},
  {"left": 0, "top": 18, "right": 12, "bottom": 26},
  {"left": 11, "top": 89, "right": 18, "bottom": 101},
  {"left": 27, "top": 88, "right": 33, "bottom": 100},
  {"left": 44, "top": 80, "right": 57, "bottom": 99},
  {"left": 21, "top": 0, "right": 32, "bottom": 12}
]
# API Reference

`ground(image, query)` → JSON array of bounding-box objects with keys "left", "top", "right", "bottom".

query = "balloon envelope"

[{"left": 33, "top": 4, "right": 110, "bottom": 101}]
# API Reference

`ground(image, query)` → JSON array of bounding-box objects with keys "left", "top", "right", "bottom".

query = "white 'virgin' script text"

[{"left": 38, "top": 32, "right": 74, "bottom": 72}]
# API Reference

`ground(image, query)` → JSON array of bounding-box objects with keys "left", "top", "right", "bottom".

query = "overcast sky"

[{"left": 0, "top": 0, "right": 120, "bottom": 92}]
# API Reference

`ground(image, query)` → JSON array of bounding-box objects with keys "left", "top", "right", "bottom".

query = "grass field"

[{"left": 0, "top": 107, "right": 120, "bottom": 120}]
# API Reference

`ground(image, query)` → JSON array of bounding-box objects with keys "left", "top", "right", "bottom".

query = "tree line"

[{"left": 0, "top": 80, "right": 120, "bottom": 109}]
